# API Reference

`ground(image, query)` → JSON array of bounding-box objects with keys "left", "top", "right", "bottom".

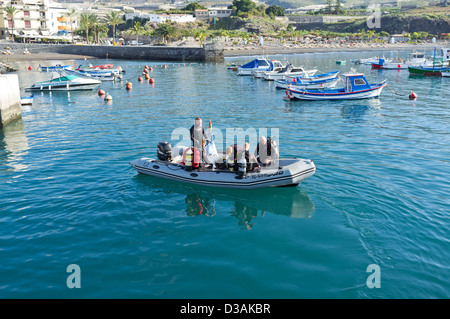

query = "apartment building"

[{"left": 0, "top": 0, "right": 75, "bottom": 39}]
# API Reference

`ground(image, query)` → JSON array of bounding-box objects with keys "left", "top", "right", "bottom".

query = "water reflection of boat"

[{"left": 133, "top": 175, "right": 315, "bottom": 228}]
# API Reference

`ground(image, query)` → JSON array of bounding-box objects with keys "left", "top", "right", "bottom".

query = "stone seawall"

[
  {"left": 0, "top": 74, "right": 21, "bottom": 128},
  {"left": 2, "top": 42, "right": 224, "bottom": 62}
]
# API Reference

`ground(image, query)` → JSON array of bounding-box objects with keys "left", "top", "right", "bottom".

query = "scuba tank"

[
  {"left": 237, "top": 153, "right": 246, "bottom": 178},
  {"left": 185, "top": 147, "right": 193, "bottom": 171}
]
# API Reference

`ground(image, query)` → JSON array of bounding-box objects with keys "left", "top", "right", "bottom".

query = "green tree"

[
  {"left": 4, "top": 6, "right": 18, "bottom": 41},
  {"left": 105, "top": 11, "right": 125, "bottom": 44},
  {"left": 335, "top": 0, "right": 342, "bottom": 13},
  {"left": 326, "top": 0, "right": 333, "bottom": 13},
  {"left": 153, "top": 23, "right": 175, "bottom": 44},
  {"left": 132, "top": 21, "right": 144, "bottom": 44},
  {"left": 232, "top": 0, "right": 256, "bottom": 14},
  {"left": 182, "top": 2, "right": 207, "bottom": 11},
  {"left": 265, "top": 5, "right": 285, "bottom": 17},
  {"left": 80, "top": 13, "right": 92, "bottom": 43}
]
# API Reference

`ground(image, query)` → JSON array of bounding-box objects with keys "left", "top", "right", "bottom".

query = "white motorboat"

[
  {"left": 263, "top": 64, "right": 317, "bottom": 81},
  {"left": 381, "top": 52, "right": 432, "bottom": 69},
  {"left": 130, "top": 141, "right": 316, "bottom": 189},
  {"left": 237, "top": 58, "right": 272, "bottom": 76},
  {"left": 25, "top": 74, "right": 101, "bottom": 91},
  {"left": 252, "top": 60, "right": 286, "bottom": 78},
  {"left": 65, "top": 68, "right": 120, "bottom": 81}
]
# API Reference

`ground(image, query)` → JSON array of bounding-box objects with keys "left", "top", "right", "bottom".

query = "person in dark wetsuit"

[
  {"left": 254, "top": 136, "right": 279, "bottom": 166},
  {"left": 190, "top": 117, "right": 208, "bottom": 161}
]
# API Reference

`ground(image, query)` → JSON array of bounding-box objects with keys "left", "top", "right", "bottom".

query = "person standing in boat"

[
  {"left": 190, "top": 117, "right": 208, "bottom": 150},
  {"left": 255, "top": 136, "right": 279, "bottom": 166}
]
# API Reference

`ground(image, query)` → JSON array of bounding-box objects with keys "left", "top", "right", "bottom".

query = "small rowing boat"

[{"left": 284, "top": 72, "right": 386, "bottom": 101}]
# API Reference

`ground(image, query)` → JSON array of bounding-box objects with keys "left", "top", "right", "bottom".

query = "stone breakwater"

[
  {"left": 1, "top": 42, "right": 224, "bottom": 62},
  {"left": 0, "top": 74, "right": 21, "bottom": 128}
]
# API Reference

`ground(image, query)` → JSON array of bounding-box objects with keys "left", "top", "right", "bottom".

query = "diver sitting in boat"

[
  {"left": 255, "top": 136, "right": 279, "bottom": 166},
  {"left": 243, "top": 142, "right": 260, "bottom": 172}
]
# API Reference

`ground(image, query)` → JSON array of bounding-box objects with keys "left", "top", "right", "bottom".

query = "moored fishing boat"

[
  {"left": 284, "top": 72, "right": 386, "bottom": 101},
  {"left": 263, "top": 64, "right": 317, "bottom": 81},
  {"left": 20, "top": 94, "right": 34, "bottom": 105},
  {"left": 130, "top": 141, "right": 316, "bottom": 189},
  {"left": 285, "top": 71, "right": 339, "bottom": 83},
  {"left": 252, "top": 60, "right": 285, "bottom": 78},
  {"left": 65, "top": 68, "right": 119, "bottom": 81},
  {"left": 275, "top": 77, "right": 340, "bottom": 90},
  {"left": 407, "top": 65, "right": 450, "bottom": 76},
  {"left": 336, "top": 60, "right": 346, "bottom": 65},
  {"left": 25, "top": 74, "right": 101, "bottom": 91},
  {"left": 237, "top": 58, "right": 271, "bottom": 76},
  {"left": 38, "top": 64, "right": 73, "bottom": 72}
]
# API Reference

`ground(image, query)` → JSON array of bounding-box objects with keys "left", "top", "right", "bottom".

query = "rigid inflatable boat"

[{"left": 129, "top": 142, "right": 316, "bottom": 189}]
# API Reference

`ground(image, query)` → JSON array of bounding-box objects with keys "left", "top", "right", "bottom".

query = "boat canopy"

[
  {"left": 49, "top": 75, "right": 79, "bottom": 82},
  {"left": 343, "top": 74, "right": 372, "bottom": 92},
  {"left": 240, "top": 58, "right": 270, "bottom": 69}
]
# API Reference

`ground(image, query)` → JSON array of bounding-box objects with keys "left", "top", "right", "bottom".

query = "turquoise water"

[{"left": 1, "top": 50, "right": 449, "bottom": 298}]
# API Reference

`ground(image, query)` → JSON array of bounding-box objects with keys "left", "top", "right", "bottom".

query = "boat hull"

[
  {"left": 25, "top": 82, "right": 100, "bottom": 91},
  {"left": 285, "top": 84, "right": 386, "bottom": 101},
  {"left": 130, "top": 158, "right": 316, "bottom": 189},
  {"left": 276, "top": 78, "right": 340, "bottom": 90}
]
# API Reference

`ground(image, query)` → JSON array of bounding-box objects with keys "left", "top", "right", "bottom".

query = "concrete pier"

[{"left": 0, "top": 74, "right": 22, "bottom": 128}]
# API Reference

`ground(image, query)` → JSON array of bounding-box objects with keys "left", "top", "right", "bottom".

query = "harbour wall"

[
  {"left": 2, "top": 42, "right": 224, "bottom": 62},
  {"left": 0, "top": 74, "right": 21, "bottom": 128}
]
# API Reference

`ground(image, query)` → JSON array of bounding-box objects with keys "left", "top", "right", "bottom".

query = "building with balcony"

[{"left": 0, "top": 0, "right": 75, "bottom": 40}]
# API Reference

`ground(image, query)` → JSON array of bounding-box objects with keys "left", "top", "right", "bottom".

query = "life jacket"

[{"left": 181, "top": 147, "right": 200, "bottom": 168}]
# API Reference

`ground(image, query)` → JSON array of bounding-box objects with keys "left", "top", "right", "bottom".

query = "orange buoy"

[
  {"left": 149, "top": 78, "right": 154, "bottom": 84},
  {"left": 163, "top": 65, "right": 167, "bottom": 69},
  {"left": 138, "top": 77, "right": 143, "bottom": 82},
  {"left": 98, "top": 89, "right": 105, "bottom": 96},
  {"left": 149, "top": 67, "right": 153, "bottom": 71},
  {"left": 144, "top": 65, "right": 148, "bottom": 69},
  {"left": 143, "top": 69, "right": 148, "bottom": 74},
  {"left": 28, "top": 66, "right": 32, "bottom": 71},
  {"left": 409, "top": 91, "right": 417, "bottom": 100},
  {"left": 126, "top": 82, "right": 133, "bottom": 90},
  {"left": 104, "top": 94, "right": 113, "bottom": 101},
  {"left": 144, "top": 74, "right": 150, "bottom": 80}
]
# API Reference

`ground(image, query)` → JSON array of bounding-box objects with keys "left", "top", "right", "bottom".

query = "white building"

[
  {"left": 125, "top": 12, "right": 196, "bottom": 24},
  {"left": 0, "top": 0, "right": 76, "bottom": 39}
]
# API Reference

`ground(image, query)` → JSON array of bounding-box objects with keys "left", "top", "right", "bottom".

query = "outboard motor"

[{"left": 157, "top": 141, "right": 172, "bottom": 161}]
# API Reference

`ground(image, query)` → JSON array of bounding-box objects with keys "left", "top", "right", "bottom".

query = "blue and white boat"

[
  {"left": 252, "top": 60, "right": 286, "bottom": 78},
  {"left": 263, "top": 64, "right": 317, "bottom": 81},
  {"left": 284, "top": 73, "right": 386, "bottom": 101},
  {"left": 237, "top": 58, "right": 271, "bottom": 76},
  {"left": 276, "top": 77, "right": 340, "bottom": 90},
  {"left": 20, "top": 94, "right": 34, "bottom": 105},
  {"left": 39, "top": 64, "right": 73, "bottom": 72},
  {"left": 285, "top": 70, "right": 339, "bottom": 83}
]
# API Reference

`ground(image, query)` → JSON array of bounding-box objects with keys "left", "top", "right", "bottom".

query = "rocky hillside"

[{"left": 295, "top": 14, "right": 450, "bottom": 35}]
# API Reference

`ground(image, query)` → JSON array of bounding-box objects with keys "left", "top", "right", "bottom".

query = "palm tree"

[
  {"left": 105, "top": 11, "right": 124, "bottom": 44},
  {"left": 4, "top": 6, "right": 18, "bottom": 41},
  {"left": 65, "top": 8, "right": 77, "bottom": 43},
  {"left": 80, "top": 13, "right": 91, "bottom": 43},
  {"left": 95, "top": 23, "right": 109, "bottom": 44},
  {"left": 154, "top": 23, "right": 175, "bottom": 44},
  {"left": 132, "top": 21, "right": 144, "bottom": 44},
  {"left": 88, "top": 14, "right": 99, "bottom": 44}
]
